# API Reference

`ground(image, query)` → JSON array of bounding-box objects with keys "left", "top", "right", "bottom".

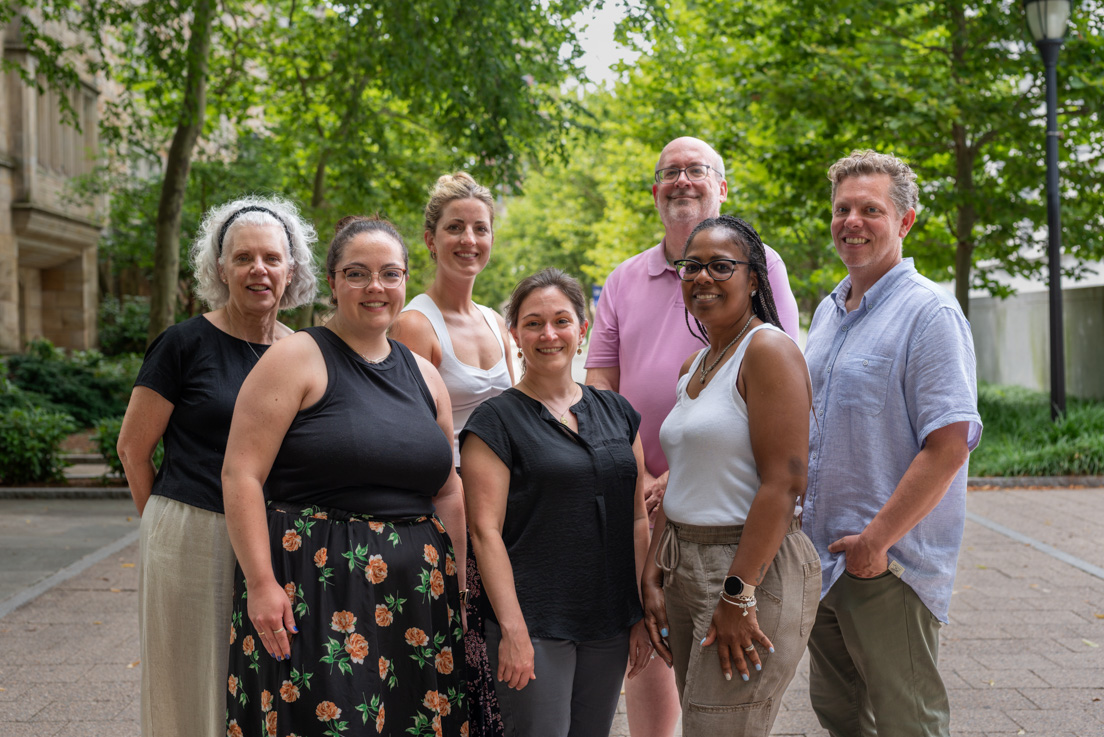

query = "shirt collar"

[
  {"left": 831, "top": 257, "right": 917, "bottom": 312},
  {"left": 646, "top": 240, "right": 675, "bottom": 278}
]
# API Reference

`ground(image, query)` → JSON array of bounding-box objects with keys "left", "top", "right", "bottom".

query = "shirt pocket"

[{"left": 835, "top": 353, "right": 892, "bottom": 416}]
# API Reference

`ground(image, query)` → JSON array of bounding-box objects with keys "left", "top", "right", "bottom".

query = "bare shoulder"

[
  {"left": 678, "top": 350, "right": 702, "bottom": 379},
  {"left": 743, "top": 328, "right": 807, "bottom": 382},
  {"left": 392, "top": 310, "right": 441, "bottom": 362},
  {"left": 410, "top": 350, "right": 446, "bottom": 394}
]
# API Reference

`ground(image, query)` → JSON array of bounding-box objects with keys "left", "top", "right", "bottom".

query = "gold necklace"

[
  {"left": 524, "top": 381, "right": 580, "bottom": 425},
  {"left": 327, "top": 325, "right": 390, "bottom": 364},
  {"left": 699, "top": 314, "right": 755, "bottom": 384}
]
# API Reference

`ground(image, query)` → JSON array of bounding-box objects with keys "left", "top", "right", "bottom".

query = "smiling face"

[
  {"left": 221, "top": 224, "right": 293, "bottom": 315},
  {"left": 327, "top": 231, "right": 407, "bottom": 332},
  {"left": 652, "top": 137, "right": 728, "bottom": 229},
  {"left": 831, "top": 173, "right": 915, "bottom": 284},
  {"left": 681, "top": 226, "right": 758, "bottom": 331},
  {"left": 426, "top": 198, "right": 493, "bottom": 276},
  {"left": 509, "top": 286, "right": 588, "bottom": 376}
]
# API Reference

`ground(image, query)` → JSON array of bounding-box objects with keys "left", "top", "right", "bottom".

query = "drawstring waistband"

[{"left": 655, "top": 517, "right": 802, "bottom": 574}]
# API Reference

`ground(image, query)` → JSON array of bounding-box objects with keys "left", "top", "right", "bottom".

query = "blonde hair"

[
  {"left": 828, "top": 149, "right": 919, "bottom": 219},
  {"left": 423, "top": 172, "right": 495, "bottom": 234}
]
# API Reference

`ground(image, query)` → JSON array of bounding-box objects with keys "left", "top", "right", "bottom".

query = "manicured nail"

[
  {"left": 724, "top": 672, "right": 732, "bottom": 681},
  {"left": 741, "top": 673, "right": 749, "bottom": 682},
  {"left": 660, "top": 628, "right": 668, "bottom": 638},
  {"left": 755, "top": 663, "right": 761, "bottom": 672},
  {"left": 768, "top": 646, "right": 775, "bottom": 654},
  {"left": 700, "top": 637, "right": 707, "bottom": 645},
  {"left": 291, "top": 626, "right": 299, "bottom": 633}
]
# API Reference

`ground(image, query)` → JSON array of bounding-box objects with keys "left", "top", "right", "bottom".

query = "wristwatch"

[{"left": 723, "top": 575, "right": 755, "bottom": 599}]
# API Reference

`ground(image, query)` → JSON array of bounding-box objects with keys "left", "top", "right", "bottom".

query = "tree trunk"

[
  {"left": 952, "top": 122, "right": 978, "bottom": 320},
  {"left": 147, "top": 0, "right": 215, "bottom": 345}
]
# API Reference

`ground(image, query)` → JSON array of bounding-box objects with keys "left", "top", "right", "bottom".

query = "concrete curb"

[
  {"left": 968, "top": 475, "right": 1104, "bottom": 489},
  {"left": 0, "top": 486, "right": 132, "bottom": 499}
]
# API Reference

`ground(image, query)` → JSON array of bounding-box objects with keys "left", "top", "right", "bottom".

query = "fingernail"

[
  {"left": 769, "top": 646, "right": 775, "bottom": 654},
  {"left": 700, "top": 637, "right": 707, "bottom": 645},
  {"left": 755, "top": 663, "right": 761, "bottom": 672},
  {"left": 291, "top": 626, "right": 299, "bottom": 633},
  {"left": 724, "top": 672, "right": 731, "bottom": 681},
  {"left": 660, "top": 628, "right": 668, "bottom": 638},
  {"left": 741, "top": 673, "right": 749, "bottom": 682}
]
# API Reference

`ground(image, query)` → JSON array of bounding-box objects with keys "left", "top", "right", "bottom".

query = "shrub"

[
  {"left": 6, "top": 339, "right": 132, "bottom": 426},
  {"left": 0, "top": 407, "right": 77, "bottom": 484},
  {"left": 94, "top": 416, "right": 163, "bottom": 479},
  {"left": 99, "top": 295, "right": 150, "bottom": 356}
]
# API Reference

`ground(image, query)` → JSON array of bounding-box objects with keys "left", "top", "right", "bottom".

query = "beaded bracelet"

[{"left": 720, "top": 592, "right": 757, "bottom": 617}]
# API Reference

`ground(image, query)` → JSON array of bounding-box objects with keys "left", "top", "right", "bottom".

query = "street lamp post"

[{"left": 1023, "top": 0, "right": 1070, "bottom": 420}]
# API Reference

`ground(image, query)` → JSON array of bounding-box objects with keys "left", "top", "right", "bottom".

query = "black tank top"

[{"left": 266, "top": 327, "right": 453, "bottom": 516}]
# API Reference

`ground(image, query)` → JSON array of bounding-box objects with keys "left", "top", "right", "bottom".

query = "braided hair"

[{"left": 681, "top": 214, "right": 782, "bottom": 345}]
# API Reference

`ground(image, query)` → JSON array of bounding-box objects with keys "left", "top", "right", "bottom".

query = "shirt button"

[
  {"left": 862, "top": 359, "right": 869, "bottom": 366},
  {"left": 842, "top": 325, "right": 848, "bottom": 332}
]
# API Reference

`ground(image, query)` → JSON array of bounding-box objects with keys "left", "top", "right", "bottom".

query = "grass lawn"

[{"left": 970, "top": 383, "right": 1104, "bottom": 477}]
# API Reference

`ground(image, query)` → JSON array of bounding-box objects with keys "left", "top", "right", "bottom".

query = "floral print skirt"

[{"left": 226, "top": 502, "right": 468, "bottom": 737}]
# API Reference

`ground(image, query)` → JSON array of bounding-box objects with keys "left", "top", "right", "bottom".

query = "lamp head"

[{"left": 1023, "top": 0, "right": 1071, "bottom": 43}]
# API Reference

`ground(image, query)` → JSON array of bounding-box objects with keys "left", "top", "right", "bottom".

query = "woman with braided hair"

[{"left": 641, "top": 214, "right": 820, "bottom": 736}]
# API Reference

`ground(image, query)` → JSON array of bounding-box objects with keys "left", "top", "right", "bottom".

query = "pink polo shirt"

[{"left": 586, "top": 241, "right": 799, "bottom": 477}]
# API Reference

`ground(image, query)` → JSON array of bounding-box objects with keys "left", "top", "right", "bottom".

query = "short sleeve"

[
  {"left": 459, "top": 399, "right": 515, "bottom": 469},
  {"left": 905, "top": 304, "right": 983, "bottom": 451},
  {"left": 615, "top": 391, "right": 642, "bottom": 443},
  {"left": 134, "top": 323, "right": 186, "bottom": 405},
  {"left": 585, "top": 267, "right": 621, "bottom": 369},
  {"left": 764, "top": 244, "right": 800, "bottom": 340}
]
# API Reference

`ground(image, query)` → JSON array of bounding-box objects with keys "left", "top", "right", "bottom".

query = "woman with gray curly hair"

[{"left": 117, "top": 194, "right": 318, "bottom": 737}]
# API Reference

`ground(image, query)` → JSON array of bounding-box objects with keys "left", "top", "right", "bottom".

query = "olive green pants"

[{"left": 808, "top": 571, "right": 949, "bottom": 737}]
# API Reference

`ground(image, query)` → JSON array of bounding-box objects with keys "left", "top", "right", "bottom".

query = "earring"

[
  {"left": 430, "top": 251, "right": 437, "bottom": 261},
  {"left": 577, "top": 346, "right": 582, "bottom": 355},
  {"left": 751, "top": 290, "right": 757, "bottom": 297},
  {"left": 517, "top": 350, "right": 523, "bottom": 359}
]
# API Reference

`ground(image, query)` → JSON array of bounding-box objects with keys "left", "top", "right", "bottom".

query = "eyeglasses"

[
  {"left": 654, "top": 165, "right": 717, "bottom": 184},
  {"left": 673, "top": 258, "right": 751, "bottom": 282},
  {"left": 336, "top": 266, "right": 407, "bottom": 288}
]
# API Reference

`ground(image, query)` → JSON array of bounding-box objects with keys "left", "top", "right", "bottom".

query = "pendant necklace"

[
  {"left": 699, "top": 313, "right": 755, "bottom": 385},
  {"left": 525, "top": 382, "right": 580, "bottom": 425}
]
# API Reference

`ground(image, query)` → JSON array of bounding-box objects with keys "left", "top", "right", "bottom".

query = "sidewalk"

[{"left": 2, "top": 487, "right": 1102, "bottom": 736}]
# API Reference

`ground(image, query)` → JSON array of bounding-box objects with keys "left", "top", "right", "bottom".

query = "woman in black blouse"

[
  {"left": 461, "top": 268, "right": 652, "bottom": 737},
  {"left": 117, "top": 195, "right": 318, "bottom": 737}
]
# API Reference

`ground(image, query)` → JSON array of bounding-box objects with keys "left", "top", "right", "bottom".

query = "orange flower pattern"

[
  {"left": 282, "top": 530, "right": 302, "bottom": 552},
  {"left": 405, "top": 627, "right": 429, "bottom": 647},
  {"left": 330, "top": 610, "right": 356, "bottom": 634},
  {"left": 315, "top": 701, "right": 341, "bottom": 722},
  {"left": 366, "top": 554, "right": 388, "bottom": 584},
  {"left": 279, "top": 680, "right": 300, "bottom": 703},
  {"left": 434, "top": 647, "right": 454, "bottom": 675},
  {"left": 226, "top": 504, "right": 465, "bottom": 737},
  {"left": 344, "top": 632, "right": 369, "bottom": 663}
]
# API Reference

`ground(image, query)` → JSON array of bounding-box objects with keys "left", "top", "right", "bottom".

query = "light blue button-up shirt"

[{"left": 804, "top": 258, "right": 982, "bottom": 623}]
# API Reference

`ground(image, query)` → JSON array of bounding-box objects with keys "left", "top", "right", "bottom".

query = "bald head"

[
  {"left": 653, "top": 137, "right": 728, "bottom": 229},
  {"left": 657, "top": 137, "right": 726, "bottom": 180}
]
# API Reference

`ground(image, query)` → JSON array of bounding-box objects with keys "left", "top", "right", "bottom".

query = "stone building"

[{"left": 1, "top": 18, "right": 103, "bottom": 354}]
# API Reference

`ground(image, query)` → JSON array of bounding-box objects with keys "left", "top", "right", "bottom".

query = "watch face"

[{"left": 723, "top": 576, "right": 743, "bottom": 596}]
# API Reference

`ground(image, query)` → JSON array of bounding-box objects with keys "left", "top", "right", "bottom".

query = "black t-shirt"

[
  {"left": 265, "top": 328, "right": 453, "bottom": 516},
  {"left": 135, "top": 315, "right": 268, "bottom": 514},
  {"left": 460, "top": 385, "right": 643, "bottom": 641}
]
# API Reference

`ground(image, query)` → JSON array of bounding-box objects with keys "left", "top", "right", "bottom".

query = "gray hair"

[
  {"left": 827, "top": 149, "right": 919, "bottom": 219},
  {"left": 191, "top": 194, "right": 319, "bottom": 310}
]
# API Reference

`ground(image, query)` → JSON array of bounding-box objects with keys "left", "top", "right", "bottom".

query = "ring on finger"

[
  {"left": 743, "top": 645, "right": 755, "bottom": 652},
  {"left": 272, "top": 627, "right": 286, "bottom": 634},
  {"left": 257, "top": 630, "right": 266, "bottom": 636}
]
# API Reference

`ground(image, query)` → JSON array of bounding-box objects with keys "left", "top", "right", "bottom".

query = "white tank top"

[
  {"left": 660, "top": 324, "right": 789, "bottom": 526},
  {"left": 403, "top": 293, "right": 512, "bottom": 465}
]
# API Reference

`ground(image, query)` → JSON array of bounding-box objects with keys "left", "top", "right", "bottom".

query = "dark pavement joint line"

[
  {"left": 0, "top": 528, "right": 141, "bottom": 620},
  {"left": 965, "top": 510, "right": 1104, "bottom": 581}
]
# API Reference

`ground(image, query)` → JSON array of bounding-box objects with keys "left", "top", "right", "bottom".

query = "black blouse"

[
  {"left": 135, "top": 316, "right": 268, "bottom": 514},
  {"left": 460, "top": 385, "right": 643, "bottom": 641}
]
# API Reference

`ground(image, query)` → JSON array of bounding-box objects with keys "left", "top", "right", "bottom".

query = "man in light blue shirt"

[{"left": 803, "top": 150, "right": 983, "bottom": 737}]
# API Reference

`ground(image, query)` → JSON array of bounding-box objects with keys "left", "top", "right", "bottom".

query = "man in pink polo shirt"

[{"left": 586, "top": 136, "right": 799, "bottom": 737}]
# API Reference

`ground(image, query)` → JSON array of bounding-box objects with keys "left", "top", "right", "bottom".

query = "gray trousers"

[
  {"left": 485, "top": 619, "right": 630, "bottom": 737},
  {"left": 808, "top": 571, "right": 949, "bottom": 737},
  {"left": 658, "top": 518, "right": 821, "bottom": 736}
]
